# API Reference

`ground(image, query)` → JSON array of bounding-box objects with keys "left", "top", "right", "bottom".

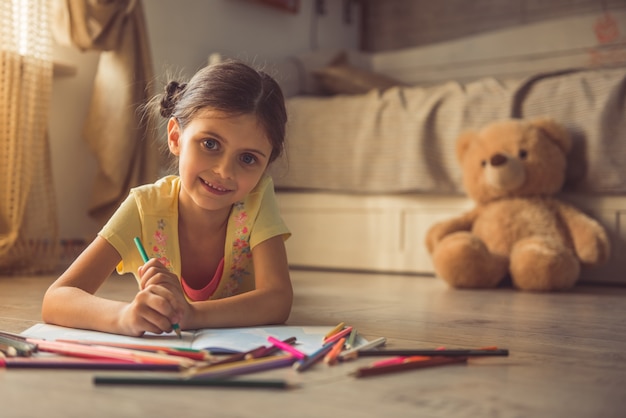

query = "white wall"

[{"left": 48, "top": 0, "right": 361, "bottom": 244}]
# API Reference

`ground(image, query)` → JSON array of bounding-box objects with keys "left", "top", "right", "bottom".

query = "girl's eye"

[
  {"left": 202, "top": 139, "right": 218, "bottom": 150},
  {"left": 519, "top": 149, "right": 528, "bottom": 159},
  {"left": 240, "top": 153, "right": 257, "bottom": 166}
]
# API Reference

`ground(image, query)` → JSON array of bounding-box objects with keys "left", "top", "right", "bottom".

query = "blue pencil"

[
  {"left": 133, "top": 237, "right": 182, "bottom": 339},
  {"left": 293, "top": 341, "right": 335, "bottom": 372}
]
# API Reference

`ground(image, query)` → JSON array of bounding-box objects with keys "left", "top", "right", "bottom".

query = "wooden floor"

[{"left": 1, "top": 269, "right": 625, "bottom": 418}]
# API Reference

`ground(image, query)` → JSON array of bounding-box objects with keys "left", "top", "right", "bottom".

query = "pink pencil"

[
  {"left": 56, "top": 339, "right": 211, "bottom": 361},
  {"left": 323, "top": 326, "right": 353, "bottom": 345},
  {"left": 28, "top": 339, "right": 192, "bottom": 366},
  {"left": 0, "top": 356, "right": 180, "bottom": 371},
  {"left": 266, "top": 336, "right": 307, "bottom": 360}
]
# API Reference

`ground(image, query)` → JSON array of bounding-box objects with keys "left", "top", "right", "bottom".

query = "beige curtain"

[
  {"left": 53, "top": 0, "right": 159, "bottom": 225},
  {"left": 0, "top": 0, "right": 58, "bottom": 274}
]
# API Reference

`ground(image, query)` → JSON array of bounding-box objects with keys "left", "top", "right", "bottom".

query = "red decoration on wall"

[
  {"left": 588, "top": 11, "right": 625, "bottom": 68},
  {"left": 594, "top": 12, "right": 620, "bottom": 44}
]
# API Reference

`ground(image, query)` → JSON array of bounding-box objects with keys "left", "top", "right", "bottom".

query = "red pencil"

[{"left": 353, "top": 356, "right": 468, "bottom": 378}]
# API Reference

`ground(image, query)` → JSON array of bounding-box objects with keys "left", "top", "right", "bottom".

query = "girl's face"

[{"left": 167, "top": 108, "right": 273, "bottom": 213}]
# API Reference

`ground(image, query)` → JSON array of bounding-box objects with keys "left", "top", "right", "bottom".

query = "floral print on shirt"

[
  {"left": 218, "top": 201, "right": 253, "bottom": 298},
  {"left": 150, "top": 218, "right": 172, "bottom": 271},
  {"left": 144, "top": 204, "right": 254, "bottom": 299}
]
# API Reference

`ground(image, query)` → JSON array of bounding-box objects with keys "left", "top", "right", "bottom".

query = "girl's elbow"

[
  {"left": 40, "top": 287, "right": 61, "bottom": 324},
  {"left": 40, "top": 293, "right": 53, "bottom": 323},
  {"left": 269, "top": 291, "right": 293, "bottom": 324},
  {"left": 274, "top": 304, "right": 292, "bottom": 324},
  {"left": 40, "top": 299, "right": 54, "bottom": 324}
]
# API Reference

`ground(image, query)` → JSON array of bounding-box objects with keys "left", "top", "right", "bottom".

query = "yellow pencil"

[{"left": 324, "top": 322, "right": 345, "bottom": 340}]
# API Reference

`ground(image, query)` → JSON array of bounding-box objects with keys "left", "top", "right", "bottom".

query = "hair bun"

[{"left": 160, "top": 81, "right": 187, "bottom": 118}]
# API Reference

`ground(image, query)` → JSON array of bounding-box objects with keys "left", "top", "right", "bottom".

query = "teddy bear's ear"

[
  {"left": 456, "top": 130, "right": 478, "bottom": 162},
  {"left": 530, "top": 117, "right": 572, "bottom": 154}
]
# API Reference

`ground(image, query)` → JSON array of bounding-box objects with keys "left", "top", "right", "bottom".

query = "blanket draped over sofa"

[{"left": 270, "top": 67, "right": 626, "bottom": 196}]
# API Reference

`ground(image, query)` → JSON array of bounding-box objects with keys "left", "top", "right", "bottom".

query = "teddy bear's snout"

[
  {"left": 490, "top": 154, "right": 508, "bottom": 167},
  {"left": 485, "top": 152, "right": 525, "bottom": 191}
]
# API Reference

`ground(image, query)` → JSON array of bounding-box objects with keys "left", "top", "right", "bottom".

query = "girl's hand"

[{"left": 118, "top": 259, "right": 188, "bottom": 336}]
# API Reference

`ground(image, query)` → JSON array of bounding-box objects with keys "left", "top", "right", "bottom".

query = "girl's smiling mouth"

[{"left": 200, "top": 177, "right": 232, "bottom": 194}]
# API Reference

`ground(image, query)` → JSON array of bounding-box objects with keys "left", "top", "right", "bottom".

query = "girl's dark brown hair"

[{"left": 149, "top": 60, "right": 287, "bottom": 164}]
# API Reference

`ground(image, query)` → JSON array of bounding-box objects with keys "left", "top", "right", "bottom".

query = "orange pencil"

[
  {"left": 323, "top": 337, "right": 346, "bottom": 366},
  {"left": 371, "top": 355, "right": 430, "bottom": 368}
]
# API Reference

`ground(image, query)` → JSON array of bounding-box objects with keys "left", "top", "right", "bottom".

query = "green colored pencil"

[{"left": 133, "top": 237, "right": 182, "bottom": 339}]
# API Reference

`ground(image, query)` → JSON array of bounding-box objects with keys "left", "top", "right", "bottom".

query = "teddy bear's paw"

[
  {"left": 510, "top": 238, "right": 580, "bottom": 291},
  {"left": 574, "top": 228, "right": 611, "bottom": 267},
  {"left": 432, "top": 232, "right": 507, "bottom": 288}
]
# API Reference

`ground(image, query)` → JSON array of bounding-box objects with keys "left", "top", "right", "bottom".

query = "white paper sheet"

[{"left": 22, "top": 323, "right": 365, "bottom": 355}]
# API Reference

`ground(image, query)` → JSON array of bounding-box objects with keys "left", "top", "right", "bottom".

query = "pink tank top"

[{"left": 180, "top": 258, "right": 225, "bottom": 301}]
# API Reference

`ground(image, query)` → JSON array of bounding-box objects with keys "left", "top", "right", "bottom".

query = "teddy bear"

[{"left": 425, "top": 117, "right": 611, "bottom": 291}]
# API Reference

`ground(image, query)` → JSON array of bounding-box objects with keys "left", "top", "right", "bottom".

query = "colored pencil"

[
  {"left": 339, "top": 336, "right": 387, "bottom": 361},
  {"left": 0, "top": 342, "right": 18, "bottom": 357},
  {"left": 323, "top": 322, "right": 345, "bottom": 340},
  {"left": 0, "top": 333, "right": 37, "bottom": 356},
  {"left": 246, "top": 336, "right": 297, "bottom": 359},
  {"left": 134, "top": 236, "right": 182, "bottom": 339},
  {"left": 0, "top": 330, "right": 28, "bottom": 340},
  {"left": 371, "top": 355, "right": 430, "bottom": 368},
  {"left": 188, "top": 354, "right": 297, "bottom": 379},
  {"left": 323, "top": 326, "right": 353, "bottom": 345},
  {"left": 27, "top": 338, "right": 193, "bottom": 366},
  {"left": 210, "top": 336, "right": 298, "bottom": 365},
  {"left": 346, "top": 328, "right": 358, "bottom": 349},
  {"left": 353, "top": 355, "right": 468, "bottom": 378},
  {"left": 0, "top": 356, "right": 180, "bottom": 371},
  {"left": 94, "top": 376, "right": 294, "bottom": 389},
  {"left": 293, "top": 341, "right": 335, "bottom": 372},
  {"left": 57, "top": 339, "right": 212, "bottom": 361},
  {"left": 354, "top": 348, "right": 509, "bottom": 357},
  {"left": 266, "top": 336, "right": 307, "bottom": 360},
  {"left": 323, "top": 337, "right": 346, "bottom": 366}
]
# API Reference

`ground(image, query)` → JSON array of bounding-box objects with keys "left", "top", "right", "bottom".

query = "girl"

[{"left": 42, "top": 60, "right": 293, "bottom": 337}]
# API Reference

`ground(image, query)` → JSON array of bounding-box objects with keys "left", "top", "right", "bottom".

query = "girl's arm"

[
  {"left": 42, "top": 236, "right": 182, "bottom": 336},
  {"left": 180, "top": 235, "right": 293, "bottom": 329}
]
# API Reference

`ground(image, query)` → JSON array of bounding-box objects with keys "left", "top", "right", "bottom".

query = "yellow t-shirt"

[{"left": 99, "top": 175, "right": 290, "bottom": 300}]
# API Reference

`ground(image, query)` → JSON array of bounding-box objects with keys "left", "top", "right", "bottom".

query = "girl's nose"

[{"left": 213, "top": 156, "right": 234, "bottom": 179}]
